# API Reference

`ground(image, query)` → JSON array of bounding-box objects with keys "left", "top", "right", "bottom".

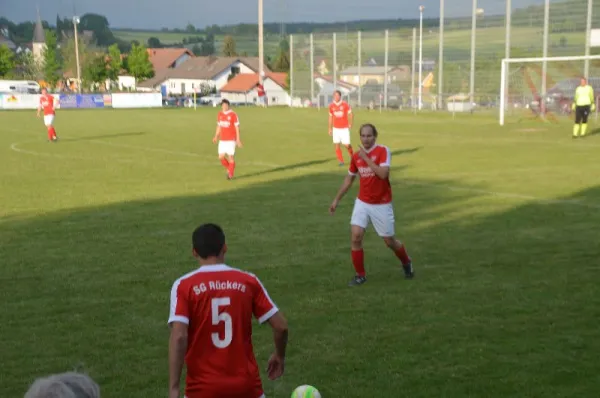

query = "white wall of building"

[
  {"left": 212, "top": 61, "right": 257, "bottom": 92},
  {"left": 118, "top": 75, "right": 136, "bottom": 90},
  {"left": 221, "top": 78, "right": 290, "bottom": 106}
]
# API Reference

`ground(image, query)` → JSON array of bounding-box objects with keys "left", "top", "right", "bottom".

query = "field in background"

[{"left": 2, "top": 108, "right": 600, "bottom": 397}]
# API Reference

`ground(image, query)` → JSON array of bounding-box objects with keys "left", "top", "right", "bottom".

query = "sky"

[{"left": 1, "top": 0, "right": 545, "bottom": 29}]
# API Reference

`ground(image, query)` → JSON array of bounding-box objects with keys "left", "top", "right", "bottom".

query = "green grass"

[{"left": 2, "top": 107, "right": 600, "bottom": 397}]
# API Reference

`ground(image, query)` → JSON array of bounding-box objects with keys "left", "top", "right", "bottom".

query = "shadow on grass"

[{"left": 1, "top": 171, "right": 599, "bottom": 398}]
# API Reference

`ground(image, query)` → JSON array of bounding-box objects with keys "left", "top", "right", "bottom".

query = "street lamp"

[
  {"left": 258, "top": 0, "right": 264, "bottom": 84},
  {"left": 418, "top": 5, "right": 424, "bottom": 110},
  {"left": 73, "top": 16, "right": 81, "bottom": 93}
]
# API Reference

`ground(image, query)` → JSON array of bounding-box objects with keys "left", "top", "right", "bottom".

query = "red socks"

[
  {"left": 335, "top": 147, "right": 344, "bottom": 163},
  {"left": 347, "top": 145, "right": 354, "bottom": 156},
  {"left": 351, "top": 249, "right": 365, "bottom": 277},
  {"left": 47, "top": 127, "right": 56, "bottom": 140},
  {"left": 394, "top": 245, "right": 411, "bottom": 266},
  {"left": 228, "top": 161, "right": 236, "bottom": 178},
  {"left": 220, "top": 158, "right": 229, "bottom": 169}
]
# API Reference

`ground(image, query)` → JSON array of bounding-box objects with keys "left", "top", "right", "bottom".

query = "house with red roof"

[{"left": 220, "top": 72, "right": 289, "bottom": 106}]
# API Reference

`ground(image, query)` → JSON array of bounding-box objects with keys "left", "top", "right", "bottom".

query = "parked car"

[
  {"left": 530, "top": 77, "right": 600, "bottom": 114},
  {"left": 348, "top": 84, "right": 404, "bottom": 109}
]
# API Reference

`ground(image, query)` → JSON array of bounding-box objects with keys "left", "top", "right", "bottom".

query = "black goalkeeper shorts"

[{"left": 575, "top": 105, "right": 591, "bottom": 124}]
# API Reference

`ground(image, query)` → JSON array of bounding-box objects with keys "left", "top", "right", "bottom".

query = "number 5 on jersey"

[{"left": 211, "top": 297, "right": 233, "bottom": 348}]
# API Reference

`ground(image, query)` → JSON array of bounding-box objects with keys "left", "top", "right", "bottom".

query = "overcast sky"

[{"left": 2, "top": 0, "right": 544, "bottom": 29}]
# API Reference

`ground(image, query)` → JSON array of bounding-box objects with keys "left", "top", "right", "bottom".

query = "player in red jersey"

[
  {"left": 328, "top": 90, "right": 354, "bottom": 165},
  {"left": 37, "top": 88, "right": 59, "bottom": 142},
  {"left": 213, "top": 99, "right": 243, "bottom": 179},
  {"left": 168, "top": 223, "right": 288, "bottom": 398},
  {"left": 329, "top": 123, "right": 414, "bottom": 286}
]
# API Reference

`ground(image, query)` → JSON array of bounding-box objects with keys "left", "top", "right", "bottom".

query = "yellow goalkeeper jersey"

[{"left": 575, "top": 85, "right": 594, "bottom": 106}]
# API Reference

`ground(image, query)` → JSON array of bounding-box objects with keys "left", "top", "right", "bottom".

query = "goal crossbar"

[{"left": 499, "top": 55, "right": 600, "bottom": 126}]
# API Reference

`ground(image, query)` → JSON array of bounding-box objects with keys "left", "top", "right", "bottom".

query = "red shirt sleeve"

[
  {"left": 251, "top": 275, "right": 278, "bottom": 324},
  {"left": 349, "top": 155, "right": 358, "bottom": 175},
  {"left": 233, "top": 112, "right": 240, "bottom": 126},
  {"left": 168, "top": 279, "right": 190, "bottom": 325}
]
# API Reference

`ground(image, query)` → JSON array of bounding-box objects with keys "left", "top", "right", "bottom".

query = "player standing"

[
  {"left": 168, "top": 223, "right": 288, "bottom": 398},
  {"left": 329, "top": 123, "right": 414, "bottom": 286},
  {"left": 329, "top": 90, "right": 354, "bottom": 165},
  {"left": 37, "top": 88, "right": 59, "bottom": 142},
  {"left": 572, "top": 77, "right": 595, "bottom": 138},
  {"left": 213, "top": 99, "right": 243, "bottom": 179}
]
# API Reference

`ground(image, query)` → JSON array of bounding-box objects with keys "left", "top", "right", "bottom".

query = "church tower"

[{"left": 32, "top": 10, "right": 46, "bottom": 66}]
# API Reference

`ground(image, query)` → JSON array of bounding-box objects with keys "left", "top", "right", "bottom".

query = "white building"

[
  {"left": 220, "top": 73, "right": 289, "bottom": 106},
  {"left": 137, "top": 57, "right": 270, "bottom": 96}
]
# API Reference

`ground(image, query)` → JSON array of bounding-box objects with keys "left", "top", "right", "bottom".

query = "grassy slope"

[{"left": 1, "top": 108, "right": 600, "bottom": 397}]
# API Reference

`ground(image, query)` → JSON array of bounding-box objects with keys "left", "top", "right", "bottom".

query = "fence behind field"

[
  {"left": 0, "top": 93, "right": 162, "bottom": 110},
  {"left": 289, "top": 0, "right": 600, "bottom": 116}
]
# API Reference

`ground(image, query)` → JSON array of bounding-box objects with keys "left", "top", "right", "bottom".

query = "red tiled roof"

[
  {"left": 147, "top": 48, "right": 193, "bottom": 71},
  {"left": 220, "top": 72, "right": 287, "bottom": 93}
]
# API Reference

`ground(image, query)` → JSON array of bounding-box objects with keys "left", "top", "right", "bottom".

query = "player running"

[
  {"left": 168, "top": 223, "right": 288, "bottom": 398},
  {"left": 37, "top": 88, "right": 59, "bottom": 142},
  {"left": 213, "top": 99, "right": 243, "bottom": 179},
  {"left": 329, "top": 90, "right": 354, "bottom": 165},
  {"left": 329, "top": 123, "right": 414, "bottom": 286}
]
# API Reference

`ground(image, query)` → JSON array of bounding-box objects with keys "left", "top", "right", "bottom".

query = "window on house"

[
  {"left": 192, "top": 83, "right": 195, "bottom": 89},
  {"left": 271, "top": 97, "right": 276, "bottom": 103},
  {"left": 231, "top": 66, "right": 241, "bottom": 75}
]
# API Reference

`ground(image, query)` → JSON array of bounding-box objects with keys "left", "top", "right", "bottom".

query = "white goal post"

[{"left": 499, "top": 55, "right": 600, "bottom": 126}]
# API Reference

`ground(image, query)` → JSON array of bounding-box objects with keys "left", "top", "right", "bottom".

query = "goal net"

[{"left": 499, "top": 55, "right": 600, "bottom": 126}]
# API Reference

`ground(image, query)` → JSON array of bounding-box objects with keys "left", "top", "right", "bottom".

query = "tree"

[
  {"left": 61, "top": 36, "right": 89, "bottom": 82},
  {"left": 200, "top": 34, "right": 216, "bottom": 56},
  {"left": 222, "top": 35, "right": 237, "bottom": 57},
  {"left": 83, "top": 54, "right": 107, "bottom": 88},
  {"left": 191, "top": 43, "right": 202, "bottom": 56},
  {"left": 43, "top": 30, "right": 62, "bottom": 88},
  {"left": 127, "top": 43, "right": 154, "bottom": 81},
  {"left": 14, "top": 51, "right": 41, "bottom": 80},
  {"left": 271, "top": 48, "right": 290, "bottom": 72},
  {"left": 79, "top": 13, "right": 115, "bottom": 46},
  {"left": 107, "top": 43, "right": 122, "bottom": 83},
  {"left": 147, "top": 37, "right": 161, "bottom": 48},
  {"left": 186, "top": 23, "right": 196, "bottom": 33},
  {"left": 0, "top": 45, "right": 15, "bottom": 77}
]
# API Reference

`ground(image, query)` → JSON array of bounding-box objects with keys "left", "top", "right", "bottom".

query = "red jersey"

[
  {"left": 39, "top": 94, "right": 56, "bottom": 116},
  {"left": 329, "top": 101, "right": 352, "bottom": 129},
  {"left": 169, "top": 264, "right": 278, "bottom": 398},
  {"left": 217, "top": 110, "right": 239, "bottom": 141},
  {"left": 257, "top": 84, "right": 265, "bottom": 97},
  {"left": 349, "top": 144, "right": 393, "bottom": 204}
]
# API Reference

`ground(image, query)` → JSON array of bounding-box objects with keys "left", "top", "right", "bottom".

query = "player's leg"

[
  {"left": 44, "top": 115, "right": 57, "bottom": 141},
  {"left": 370, "top": 203, "right": 414, "bottom": 279},
  {"left": 332, "top": 129, "right": 344, "bottom": 165},
  {"left": 217, "top": 141, "right": 230, "bottom": 175},
  {"left": 227, "top": 154, "right": 236, "bottom": 179},
  {"left": 349, "top": 199, "right": 369, "bottom": 286},
  {"left": 573, "top": 106, "right": 583, "bottom": 138},
  {"left": 581, "top": 105, "right": 590, "bottom": 136},
  {"left": 341, "top": 128, "right": 353, "bottom": 160}
]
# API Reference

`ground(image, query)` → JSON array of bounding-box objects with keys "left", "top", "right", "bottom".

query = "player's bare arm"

[
  {"left": 330, "top": 174, "right": 357, "bottom": 214},
  {"left": 328, "top": 114, "right": 333, "bottom": 135},
  {"left": 358, "top": 148, "right": 390, "bottom": 180},
  {"left": 235, "top": 125, "right": 242, "bottom": 147},
  {"left": 266, "top": 312, "right": 288, "bottom": 380},
  {"left": 348, "top": 111, "right": 354, "bottom": 128},
  {"left": 213, "top": 125, "right": 221, "bottom": 143},
  {"left": 168, "top": 322, "right": 188, "bottom": 398}
]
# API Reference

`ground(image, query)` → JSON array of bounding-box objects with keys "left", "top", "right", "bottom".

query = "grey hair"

[{"left": 24, "top": 372, "right": 100, "bottom": 398}]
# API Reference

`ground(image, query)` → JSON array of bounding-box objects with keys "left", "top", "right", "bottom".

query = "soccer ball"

[{"left": 291, "top": 385, "right": 321, "bottom": 398}]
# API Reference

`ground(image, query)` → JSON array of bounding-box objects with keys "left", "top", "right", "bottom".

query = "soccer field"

[{"left": 2, "top": 107, "right": 600, "bottom": 397}]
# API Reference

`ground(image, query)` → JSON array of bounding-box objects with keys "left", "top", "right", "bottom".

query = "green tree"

[
  {"left": 200, "top": 34, "right": 216, "bottom": 56},
  {"left": 147, "top": 37, "right": 161, "bottom": 48},
  {"left": 0, "top": 44, "right": 15, "bottom": 77},
  {"left": 127, "top": 43, "right": 154, "bottom": 81},
  {"left": 191, "top": 43, "right": 202, "bottom": 56},
  {"left": 83, "top": 54, "right": 107, "bottom": 87},
  {"left": 43, "top": 30, "right": 62, "bottom": 88},
  {"left": 107, "top": 43, "right": 122, "bottom": 83},
  {"left": 61, "top": 36, "right": 89, "bottom": 82},
  {"left": 185, "top": 23, "right": 196, "bottom": 33},
  {"left": 221, "top": 35, "right": 237, "bottom": 57},
  {"left": 271, "top": 48, "right": 290, "bottom": 72}
]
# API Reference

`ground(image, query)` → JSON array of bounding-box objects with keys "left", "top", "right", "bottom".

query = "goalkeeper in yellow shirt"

[{"left": 572, "top": 77, "right": 596, "bottom": 138}]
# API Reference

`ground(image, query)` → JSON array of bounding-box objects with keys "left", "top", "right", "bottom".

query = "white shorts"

[
  {"left": 350, "top": 198, "right": 395, "bottom": 237},
  {"left": 218, "top": 140, "right": 236, "bottom": 156},
  {"left": 332, "top": 127, "right": 351, "bottom": 145},
  {"left": 43, "top": 115, "right": 55, "bottom": 126}
]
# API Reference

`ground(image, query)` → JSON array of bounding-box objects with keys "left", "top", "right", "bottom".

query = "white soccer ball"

[{"left": 291, "top": 385, "right": 321, "bottom": 398}]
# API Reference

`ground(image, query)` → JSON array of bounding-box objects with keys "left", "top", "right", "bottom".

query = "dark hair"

[
  {"left": 221, "top": 99, "right": 230, "bottom": 105},
  {"left": 334, "top": 90, "right": 342, "bottom": 97},
  {"left": 359, "top": 123, "right": 378, "bottom": 137},
  {"left": 192, "top": 224, "right": 225, "bottom": 259}
]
